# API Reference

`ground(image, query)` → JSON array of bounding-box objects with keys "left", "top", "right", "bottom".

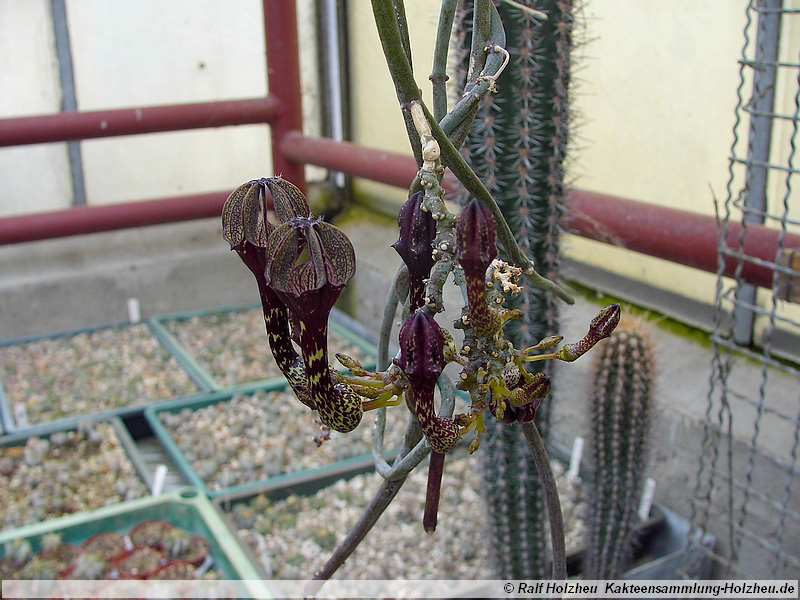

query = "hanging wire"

[{"left": 689, "top": 0, "right": 800, "bottom": 579}]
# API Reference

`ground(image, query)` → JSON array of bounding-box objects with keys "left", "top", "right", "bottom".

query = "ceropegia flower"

[
  {"left": 396, "top": 310, "right": 463, "bottom": 533},
  {"left": 455, "top": 199, "right": 503, "bottom": 337},
  {"left": 221, "top": 179, "right": 310, "bottom": 405},
  {"left": 396, "top": 311, "right": 461, "bottom": 454},
  {"left": 263, "top": 177, "right": 362, "bottom": 433},
  {"left": 392, "top": 191, "right": 437, "bottom": 311}
]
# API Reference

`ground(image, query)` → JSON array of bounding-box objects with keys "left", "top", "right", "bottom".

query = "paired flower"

[
  {"left": 392, "top": 192, "right": 437, "bottom": 311},
  {"left": 222, "top": 177, "right": 362, "bottom": 433}
]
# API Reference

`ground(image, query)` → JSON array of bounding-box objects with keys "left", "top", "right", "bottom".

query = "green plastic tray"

[
  {"left": 0, "top": 320, "right": 210, "bottom": 436},
  {"left": 149, "top": 303, "right": 378, "bottom": 392},
  {"left": 0, "top": 416, "right": 154, "bottom": 531},
  {"left": 144, "top": 385, "right": 386, "bottom": 500},
  {"left": 211, "top": 447, "right": 670, "bottom": 580},
  {"left": 0, "top": 487, "right": 265, "bottom": 595}
]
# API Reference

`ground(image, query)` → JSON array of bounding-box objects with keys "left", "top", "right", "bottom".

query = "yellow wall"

[{"left": 347, "top": 0, "right": 800, "bottom": 313}]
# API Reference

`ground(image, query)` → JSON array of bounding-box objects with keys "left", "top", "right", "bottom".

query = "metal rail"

[{"left": 0, "top": 2, "right": 797, "bottom": 299}]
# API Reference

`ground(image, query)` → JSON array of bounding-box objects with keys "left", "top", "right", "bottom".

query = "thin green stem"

[
  {"left": 309, "top": 477, "right": 405, "bottom": 584},
  {"left": 313, "top": 407, "right": 425, "bottom": 585},
  {"left": 467, "top": 0, "right": 493, "bottom": 85},
  {"left": 440, "top": 1, "right": 505, "bottom": 145},
  {"left": 371, "top": 0, "right": 423, "bottom": 165},
  {"left": 431, "top": 0, "right": 457, "bottom": 122},
  {"left": 521, "top": 420, "right": 567, "bottom": 581},
  {"left": 392, "top": 0, "right": 413, "bottom": 70},
  {"left": 420, "top": 102, "right": 575, "bottom": 304}
]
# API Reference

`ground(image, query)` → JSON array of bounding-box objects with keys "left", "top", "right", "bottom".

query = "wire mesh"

[{"left": 689, "top": 0, "right": 800, "bottom": 580}]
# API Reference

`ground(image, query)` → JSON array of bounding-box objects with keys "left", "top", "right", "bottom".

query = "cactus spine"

[
  {"left": 585, "top": 325, "right": 654, "bottom": 579},
  {"left": 453, "top": 0, "right": 576, "bottom": 579}
]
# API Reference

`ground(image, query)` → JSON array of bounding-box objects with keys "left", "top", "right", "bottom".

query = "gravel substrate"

[
  {"left": 0, "top": 421, "right": 148, "bottom": 531},
  {"left": 228, "top": 452, "right": 587, "bottom": 579},
  {"left": 161, "top": 308, "right": 373, "bottom": 387},
  {"left": 159, "top": 389, "right": 424, "bottom": 492},
  {"left": 0, "top": 325, "right": 198, "bottom": 427}
]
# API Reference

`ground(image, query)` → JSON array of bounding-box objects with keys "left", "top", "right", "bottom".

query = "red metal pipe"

[
  {"left": 2, "top": 131, "right": 796, "bottom": 293},
  {"left": 281, "top": 132, "right": 426, "bottom": 190},
  {"left": 0, "top": 192, "right": 230, "bottom": 245},
  {"left": 281, "top": 134, "right": 800, "bottom": 290},
  {"left": 0, "top": 97, "right": 282, "bottom": 147},
  {"left": 563, "top": 190, "right": 800, "bottom": 290},
  {"left": 263, "top": 0, "right": 305, "bottom": 189}
]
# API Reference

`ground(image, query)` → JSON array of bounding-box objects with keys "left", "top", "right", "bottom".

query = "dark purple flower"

[
  {"left": 263, "top": 179, "right": 361, "bottom": 433},
  {"left": 455, "top": 199, "right": 501, "bottom": 337},
  {"left": 221, "top": 180, "right": 310, "bottom": 405},
  {"left": 392, "top": 192, "right": 437, "bottom": 311},
  {"left": 396, "top": 311, "right": 461, "bottom": 453}
]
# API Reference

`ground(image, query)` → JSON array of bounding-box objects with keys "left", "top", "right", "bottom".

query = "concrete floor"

[{"left": 1, "top": 209, "right": 797, "bottom": 578}]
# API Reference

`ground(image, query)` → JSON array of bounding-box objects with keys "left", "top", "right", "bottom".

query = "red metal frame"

[
  {"left": 0, "top": 2, "right": 796, "bottom": 294},
  {"left": 0, "top": 98, "right": 281, "bottom": 146}
]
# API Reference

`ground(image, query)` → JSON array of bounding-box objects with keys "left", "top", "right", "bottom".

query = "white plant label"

[{"left": 127, "top": 297, "right": 141, "bottom": 323}]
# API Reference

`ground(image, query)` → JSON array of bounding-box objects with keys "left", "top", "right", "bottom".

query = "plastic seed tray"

[
  {"left": 0, "top": 487, "right": 265, "bottom": 596},
  {"left": 150, "top": 303, "right": 378, "bottom": 391},
  {"left": 0, "top": 416, "right": 152, "bottom": 533},
  {"left": 210, "top": 446, "right": 671, "bottom": 580},
  {"left": 144, "top": 384, "right": 396, "bottom": 500},
  {"left": 0, "top": 320, "right": 209, "bottom": 435}
]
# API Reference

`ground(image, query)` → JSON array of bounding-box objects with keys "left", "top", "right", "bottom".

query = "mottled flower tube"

[
  {"left": 455, "top": 199, "right": 502, "bottom": 337},
  {"left": 264, "top": 200, "right": 362, "bottom": 433},
  {"left": 221, "top": 180, "right": 310, "bottom": 405},
  {"left": 556, "top": 304, "right": 621, "bottom": 362},
  {"left": 396, "top": 311, "right": 462, "bottom": 453},
  {"left": 392, "top": 191, "right": 437, "bottom": 311}
]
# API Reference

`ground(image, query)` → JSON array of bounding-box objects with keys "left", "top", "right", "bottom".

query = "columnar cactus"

[
  {"left": 585, "top": 324, "right": 654, "bottom": 579},
  {"left": 453, "top": 0, "right": 577, "bottom": 579}
]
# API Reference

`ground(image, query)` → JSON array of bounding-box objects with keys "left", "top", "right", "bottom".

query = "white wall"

[
  {"left": 0, "top": 0, "right": 321, "bottom": 213},
  {"left": 0, "top": 0, "right": 72, "bottom": 215}
]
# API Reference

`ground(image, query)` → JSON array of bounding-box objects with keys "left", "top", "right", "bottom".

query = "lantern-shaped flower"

[
  {"left": 221, "top": 180, "right": 309, "bottom": 404},
  {"left": 263, "top": 178, "right": 362, "bottom": 433},
  {"left": 396, "top": 311, "right": 461, "bottom": 453}
]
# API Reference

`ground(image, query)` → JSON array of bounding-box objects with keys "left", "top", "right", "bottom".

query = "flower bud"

[
  {"left": 392, "top": 192, "right": 437, "bottom": 311},
  {"left": 557, "top": 304, "right": 621, "bottom": 362},
  {"left": 455, "top": 199, "right": 497, "bottom": 274}
]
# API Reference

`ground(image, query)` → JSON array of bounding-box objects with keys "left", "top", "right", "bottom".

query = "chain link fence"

[{"left": 689, "top": 0, "right": 800, "bottom": 580}]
